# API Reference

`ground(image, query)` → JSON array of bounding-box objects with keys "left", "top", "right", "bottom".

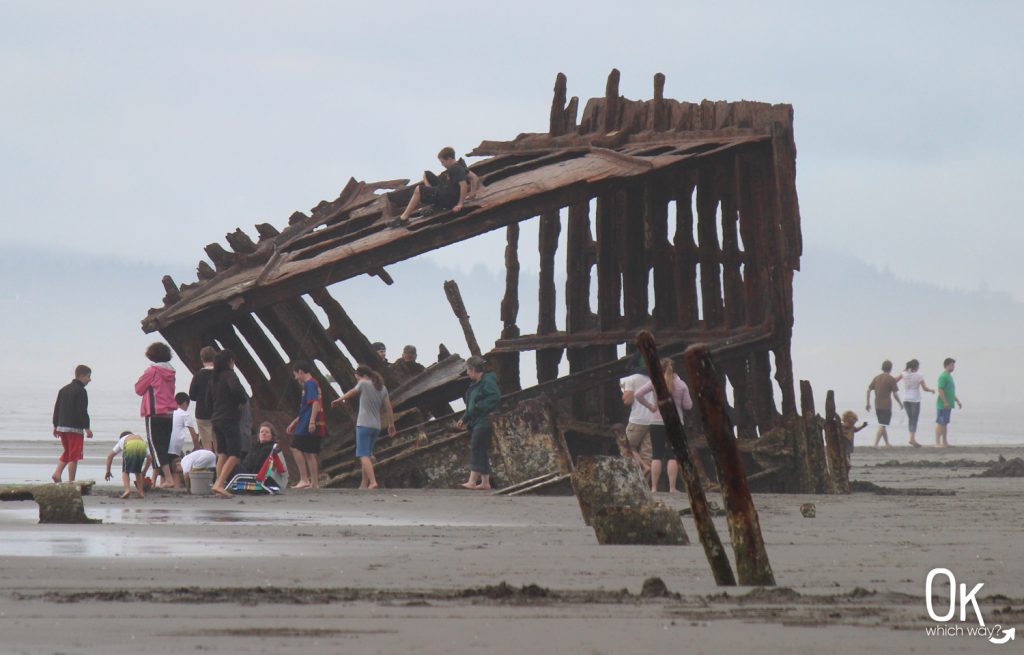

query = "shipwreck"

[{"left": 143, "top": 70, "right": 847, "bottom": 496}]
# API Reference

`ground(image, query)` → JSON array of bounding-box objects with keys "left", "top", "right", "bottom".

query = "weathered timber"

[
  {"left": 799, "top": 380, "right": 830, "bottom": 494},
  {"left": 571, "top": 455, "right": 653, "bottom": 526},
  {"left": 495, "top": 223, "right": 521, "bottom": 392},
  {"left": 591, "top": 503, "right": 689, "bottom": 546},
  {"left": 695, "top": 173, "right": 725, "bottom": 327},
  {"left": 536, "top": 210, "right": 562, "bottom": 383},
  {"left": 225, "top": 228, "right": 258, "bottom": 254},
  {"left": 645, "top": 181, "right": 677, "bottom": 328},
  {"left": 684, "top": 343, "right": 775, "bottom": 586},
  {"left": 443, "top": 280, "right": 482, "bottom": 359},
  {"left": 620, "top": 184, "right": 648, "bottom": 328},
  {"left": 673, "top": 177, "right": 699, "bottom": 328},
  {"left": 636, "top": 331, "right": 736, "bottom": 586},
  {"left": 0, "top": 482, "right": 100, "bottom": 524},
  {"left": 823, "top": 390, "right": 850, "bottom": 493},
  {"left": 308, "top": 287, "right": 392, "bottom": 383}
]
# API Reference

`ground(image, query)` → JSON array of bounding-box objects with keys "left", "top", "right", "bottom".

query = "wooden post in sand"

[
  {"left": 823, "top": 390, "right": 850, "bottom": 493},
  {"left": 635, "top": 331, "right": 736, "bottom": 586},
  {"left": 684, "top": 343, "right": 776, "bottom": 586},
  {"left": 800, "top": 380, "right": 830, "bottom": 494}
]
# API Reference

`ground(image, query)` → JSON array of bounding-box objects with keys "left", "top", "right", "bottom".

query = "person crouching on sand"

[
  {"left": 456, "top": 356, "right": 500, "bottom": 490},
  {"left": 105, "top": 431, "right": 148, "bottom": 499},
  {"left": 331, "top": 365, "right": 395, "bottom": 490}
]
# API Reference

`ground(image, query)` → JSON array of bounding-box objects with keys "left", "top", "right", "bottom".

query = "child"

[
  {"left": 287, "top": 361, "right": 325, "bottom": 489},
  {"left": 840, "top": 410, "right": 869, "bottom": 467},
  {"left": 52, "top": 364, "right": 93, "bottom": 483},
  {"left": 180, "top": 448, "right": 217, "bottom": 493},
  {"left": 105, "top": 431, "right": 148, "bottom": 499},
  {"left": 169, "top": 392, "right": 200, "bottom": 480}
]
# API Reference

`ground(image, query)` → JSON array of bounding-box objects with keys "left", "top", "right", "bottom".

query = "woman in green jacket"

[{"left": 456, "top": 356, "right": 501, "bottom": 490}]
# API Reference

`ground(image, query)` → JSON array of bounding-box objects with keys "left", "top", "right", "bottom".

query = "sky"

[
  {"left": 2, "top": 1, "right": 1022, "bottom": 299},
  {"left": 1, "top": 2, "right": 1023, "bottom": 444}
]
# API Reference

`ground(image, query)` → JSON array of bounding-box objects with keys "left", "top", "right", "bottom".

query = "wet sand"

[{"left": 1, "top": 445, "right": 1022, "bottom": 654}]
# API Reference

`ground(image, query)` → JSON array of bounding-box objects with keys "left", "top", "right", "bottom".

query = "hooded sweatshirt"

[{"left": 135, "top": 362, "right": 177, "bottom": 417}]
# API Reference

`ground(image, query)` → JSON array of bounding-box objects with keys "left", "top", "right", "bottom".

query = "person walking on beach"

[
  {"left": 188, "top": 346, "right": 217, "bottom": 453},
  {"left": 287, "top": 361, "right": 326, "bottom": 489},
  {"left": 135, "top": 343, "right": 179, "bottom": 487},
  {"left": 104, "top": 431, "right": 148, "bottom": 499},
  {"left": 331, "top": 365, "right": 395, "bottom": 490},
  {"left": 865, "top": 360, "right": 902, "bottom": 448},
  {"left": 51, "top": 364, "right": 93, "bottom": 483},
  {"left": 935, "top": 357, "right": 963, "bottom": 448},
  {"left": 894, "top": 359, "right": 935, "bottom": 447},
  {"left": 635, "top": 358, "right": 694, "bottom": 494},
  {"left": 455, "top": 356, "right": 500, "bottom": 490},
  {"left": 208, "top": 349, "right": 249, "bottom": 497}
]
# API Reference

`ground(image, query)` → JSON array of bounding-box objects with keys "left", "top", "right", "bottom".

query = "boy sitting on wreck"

[
  {"left": 398, "top": 147, "right": 480, "bottom": 223},
  {"left": 104, "top": 431, "right": 149, "bottom": 499}
]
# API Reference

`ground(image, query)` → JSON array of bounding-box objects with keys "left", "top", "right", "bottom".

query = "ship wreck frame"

[{"left": 143, "top": 70, "right": 844, "bottom": 494}]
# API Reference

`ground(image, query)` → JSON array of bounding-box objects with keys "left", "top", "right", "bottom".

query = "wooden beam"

[
  {"left": 620, "top": 184, "right": 648, "bottom": 329},
  {"left": 308, "top": 288, "right": 391, "bottom": 379},
  {"left": 673, "top": 176, "right": 699, "bottom": 328},
  {"left": 720, "top": 160, "right": 746, "bottom": 328},
  {"left": 636, "top": 332, "right": 736, "bottom": 586},
  {"left": 684, "top": 343, "right": 775, "bottom": 586},
  {"left": 645, "top": 180, "right": 677, "bottom": 329},
  {"left": 443, "top": 280, "right": 482, "bottom": 359},
  {"left": 695, "top": 171, "right": 724, "bottom": 327},
  {"left": 492, "top": 325, "right": 766, "bottom": 353},
  {"left": 536, "top": 210, "right": 562, "bottom": 383}
]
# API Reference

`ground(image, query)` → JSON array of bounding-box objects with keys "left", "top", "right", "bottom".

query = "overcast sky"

[{"left": 2, "top": 1, "right": 1022, "bottom": 300}]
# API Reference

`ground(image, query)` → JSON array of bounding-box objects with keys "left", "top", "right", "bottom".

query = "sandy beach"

[{"left": 1, "top": 444, "right": 1022, "bottom": 654}]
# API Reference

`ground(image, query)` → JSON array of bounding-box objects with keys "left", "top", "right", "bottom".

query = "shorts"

[
  {"left": 122, "top": 439, "right": 148, "bottom": 475},
  {"left": 149, "top": 415, "right": 173, "bottom": 467},
  {"left": 57, "top": 431, "right": 84, "bottom": 463},
  {"left": 875, "top": 408, "right": 892, "bottom": 427},
  {"left": 936, "top": 407, "right": 953, "bottom": 425},
  {"left": 420, "top": 183, "right": 459, "bottom": 209},
  {"left": 625, "top": 423, "right": 652, "bottom": 465},
  {"left": 213, "top": 418, "right": 243, "bottom": 458},
  {"left": 649, "top": 424, "right": 676, "bottom": 462},
  {"left": 355, "top": 426, "right": 380, "bottom": 458},
  {"left": 196, "top": 419, "right": 216, "bottom": 451},
  {"left": 292, "top": 433, "right": 321, "bottom": 455}
]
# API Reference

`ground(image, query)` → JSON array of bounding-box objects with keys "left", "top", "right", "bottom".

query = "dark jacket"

[
  {"left": 463, "top": 371, "right": 500, "bottom": 429},
  {"left": 53, "top": 379, "right": 90, "bottom": 430},
  {"left": 188, "top": 367, "right": 215, "bottom": 421},
  {"left": 239, "top": 440, "right": 275, "bottom": 475},
  {"left": 208, "top": 370, "right": 248, "bottom": 423}
]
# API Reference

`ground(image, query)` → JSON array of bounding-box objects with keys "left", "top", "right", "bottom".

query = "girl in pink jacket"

[{"left": 135, "top": 342, "right": 179, "bottom": 488}]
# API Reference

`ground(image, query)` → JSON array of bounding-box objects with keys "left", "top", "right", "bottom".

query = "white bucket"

[{"left": 189, "top": 469, "right": 214, "bottom": 495}]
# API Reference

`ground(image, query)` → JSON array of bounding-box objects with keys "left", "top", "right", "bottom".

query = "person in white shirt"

[
  {"left": 179, "top": 448, "right": 217, "bottom": 492},
  {"left": 893, "top": 359, "right": 935, "bottom": 447},
  {"left": 168, "top": 393, "right": 199, "bottom": 486},
  {"left": 621, "top": 370, "right": 657, "bottom": 477}
]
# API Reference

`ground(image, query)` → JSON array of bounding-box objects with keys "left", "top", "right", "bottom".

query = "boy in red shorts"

[{"left": 52, "top": 364, "right": 93, "bottom": 483}]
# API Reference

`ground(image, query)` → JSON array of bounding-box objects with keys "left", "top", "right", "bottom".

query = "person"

[
  {"left": 893, "top": 359, "right": 935, "bottom": 448},
  {"left": 234, "top": 422, "right": 278, "bottom": 478},
  {"left": 865, "top": 360, "right": 902, "bottom": 448},
  {"left": 287, "top": 361, "right": 325, "bottom": 489},
  {"left": 372, "top": 342, "right": 388, "bottom": 365},
  {"left": 188, "top": 346, "right": 218, "bottom": 453},
  {"left": 390, "top": 344, "right": 426, "bottom": 382},
  {"left": 635, "top": 358, "right": 693, "bottom": 494},
  {"left": 169, "top": 392, "right": 200, "bottom": 482},
  {"left": 135, "top": 342, "right": 179, "bottom": 487},
  {"left": 620, "top": 366, "right": 656, "bottom": 477},
  {"left": 208, "top": 349, "right": 249, "bottom": 497},
  {"left": 455, "top": 356, "right": 501, "bottom": 490},
  {"left": 935, "top": 357, "right": 963, "bottom": 448},
  {"left": 180, "top": 448, "right": 217, "bottom": 493},
  {"left": 104, "top": 431, "right": 148, "bottom": 499},
  {"left": 398, "top": 147, "right": 471, "bottom": 223},
  {"left": 331, "top": 365, "right": 395, "bottom": 490},
  {"left": 51, "top": 364, "right": 93, "bottom": 483},
  {"left": 839, "top": 411, "right": 868, "bottom": 467}
]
